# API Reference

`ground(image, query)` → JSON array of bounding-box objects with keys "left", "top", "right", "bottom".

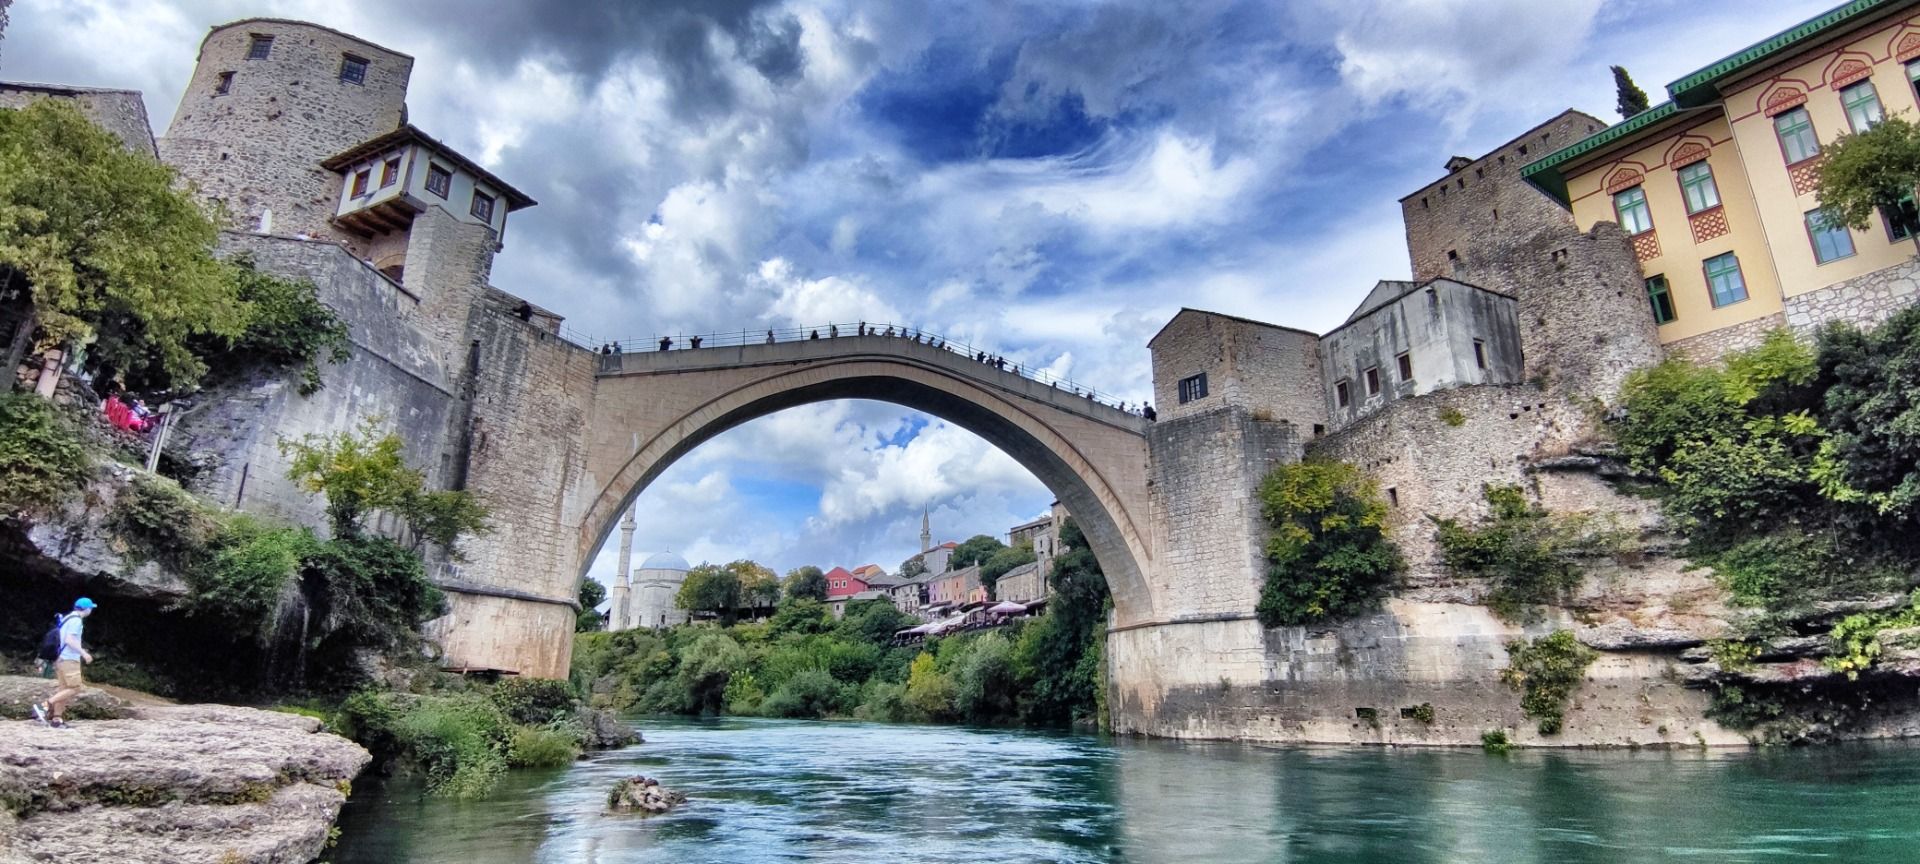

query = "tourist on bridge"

[
  {"left": 858, "top": 322, "right": 866, "bottom": 335},
  {"left": 612, "top": 341, "right": 621, "bottom": 353},
  {"left": 766, "top": 330, "right": 775, "bottom": 344},
  {"left": 884, "top": 326, "right": 894, "bottom": 336},
  {"left": 1144, "top": 404, "right": 1156, "bottom": 421},
  {"left": 600, "top": 344, "right": 611, "bottom": 355},
  {"left": 810, "top": 330, "right": 820, "bottom": 340},
  {"left": 830, "top": 325, "right": 838, "bottom": 338},
  {"left": 690, "top": 336, "right": 702, "bottom": 348},
  {"left": 659, "top": 337, "right": 672, "bottom": 351}
]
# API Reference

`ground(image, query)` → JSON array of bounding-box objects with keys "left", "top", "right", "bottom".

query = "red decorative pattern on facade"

[
  {"left": 1605, "top": 169, "right": 1645, "bottom": 195},
  {"left": 1830, "top": 59, "right": 1873, "bottom": 89},
  {"left": 1789, "top": 159, "right": 1822, "bottom": 197},
  {"left": 1763, "top": 87, "right": 1808, "bottom": 117},
  {"left": 1897, "top": 32, "right": 1920, "bottom": 63},
  {"left": 1669, "top": 142, "right": 1710, "bottom": 169},
  {"left": 1631, "top": 231, "right": 1661, "bottom": 262},
  {"left": 1689, "top": 206, "right": 1729, "bottom": 245}
]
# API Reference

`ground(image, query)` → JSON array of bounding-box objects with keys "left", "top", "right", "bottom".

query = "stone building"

[
  {"left": 627, "top": 551, "right": 691, "bottom": 630},
  {"left": 0, "top": 83, "right": 156, "bottom": 156},
  {"left": 1522, "top": 0, "right": 1920, "bottom": 359},
  {"left": 1318, "top": 278, "right": 1524, "bottom": 428}
]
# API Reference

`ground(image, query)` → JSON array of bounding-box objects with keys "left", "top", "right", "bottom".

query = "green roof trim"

[
  {"left": 1665, "top": 0, "right": 1900, "bottom": 107},
  {"left": 1520, "top": 102, "right": 1680, "bottom": 205}
]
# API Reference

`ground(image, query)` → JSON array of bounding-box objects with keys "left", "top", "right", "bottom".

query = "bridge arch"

[{"left": 578, "top": 337, "right": 1156, "bottom": 624}]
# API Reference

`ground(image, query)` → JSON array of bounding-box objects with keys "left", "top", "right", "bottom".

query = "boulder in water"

[
  {"left": 581, "top": 707, "right": 640, "bottom": 750},
  {"left": 607, "top": 776, "right": 684, "bottom": 814}
]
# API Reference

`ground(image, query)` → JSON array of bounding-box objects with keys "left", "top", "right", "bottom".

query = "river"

[{"left": 330, "top": 716, "right": 1920, "bottom": 863}]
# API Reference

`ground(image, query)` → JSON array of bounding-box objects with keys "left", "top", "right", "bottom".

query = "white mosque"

[{"left": 605, "top": 507, "right": 691, "bottom": 631}]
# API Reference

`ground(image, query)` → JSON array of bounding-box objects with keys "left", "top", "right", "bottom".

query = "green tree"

[
  {"left": 897, "top": 554, "right": 928, "bottom": 579},
  {"left": 279, "top": 417, "right": 489, "bottom": 553},
  {"left": 0, "top": 392, "right": 92, "bottom": 514},
  {"left": 1814, "top": 308, "right": 1920, "bottom": 517},
  {"left": 1816, "top": 115, "right": 1920, "bottom": 252},
  {"left": 1254, "top": 460, "right": 1404, "bottom": 627},
  {"left": 676, "top": 564, "right": 744, "bottom": 623},
  {"left": 784, "top": 565, "right": 828, "bottom": 601},
  {"left": 949, "top": 534, "right": 1005, "bottom": 570},
  {"left": 1610, "top": 65, "right": 1650, "bottom": 118},
  {"left": 904, "top": 652, "right": 955, "bottom": 721},
  {"left": 768, "top": 596, "right": 832, "bottom": 636},
  {"left": 577, "top": 579, "right": 607, "bottom": 632},
  {"left": 1013, "top": 518, "right": 1111, "bottom": 727},
  {"left": 0, "top": 99, "right": 246, "bottom": 389},
  {"left": 732, "top": 560, "right": 781, "bottom": 612},
  {"left": 836, "top": 597, "right": 915, "bottom": 645},
  {"left": 979, "top": 542, "right": 1037, "bottom": 600},
  {"left": 198, "top": 257, "right": 350, "bottom": 395}
]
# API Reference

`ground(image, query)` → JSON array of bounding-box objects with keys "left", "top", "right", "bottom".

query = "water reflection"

[{"left": 331, "top": 718, "right": 1920, "bottom": 864}]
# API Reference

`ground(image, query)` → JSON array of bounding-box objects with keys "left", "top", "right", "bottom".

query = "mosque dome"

[{"left": 639, "top": 551, "right": 690, "bottom": 572}]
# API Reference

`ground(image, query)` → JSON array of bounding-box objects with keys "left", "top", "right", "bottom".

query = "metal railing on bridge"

[{"left": 568, "top": 322, "right": 1150, "bottom": 416}]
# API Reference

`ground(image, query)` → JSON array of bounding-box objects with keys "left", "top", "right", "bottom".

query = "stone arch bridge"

[{"left": 433, "top": 326, "right": 1298, "bottom": 738}]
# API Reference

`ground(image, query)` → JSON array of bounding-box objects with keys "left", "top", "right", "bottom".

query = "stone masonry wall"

[
  {"left": 1663, "top": 311, "right": 1785, "bottom": 363},
  {"left": 1783, "top": 255, "right": 1920, "bottom": 337},
  {"left": 160, "top": 19, "right": 410, "bottom": 242},
  {"left": 1144, "top": 407, "right": 1298, "bottom": 622},
  {"left": 1402, "top": 110, "right": 1607, "bottom": 282},
  {"left": 0, "top": 84, "right": 156, "bottom": 156},
  {"left": 1149, "top": 311, "right": 1324, "bottom": 431},
  {"left": 1458, "top": 221, "right": 1664, "bottom": 404},
  {"left": 168, "top": 233, "right": 456, "bottom": 532}
]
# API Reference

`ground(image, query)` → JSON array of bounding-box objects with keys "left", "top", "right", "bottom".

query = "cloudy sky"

[{"left": 4, "top": 0, "right": 1836, "bottom": 583}]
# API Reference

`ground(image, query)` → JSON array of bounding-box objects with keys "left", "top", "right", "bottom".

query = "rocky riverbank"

[{"left": 0, "top": 676, "right": 367, "bottom": 864}]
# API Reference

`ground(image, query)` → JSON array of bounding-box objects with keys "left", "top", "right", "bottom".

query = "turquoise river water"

[{"left": 330, "top": 716, "right": 1920, "bottom": 863}]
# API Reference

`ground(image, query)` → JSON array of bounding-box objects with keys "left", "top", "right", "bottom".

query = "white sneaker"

[{"left": 30, "top": 703, "right": 47, "bottom": 726}]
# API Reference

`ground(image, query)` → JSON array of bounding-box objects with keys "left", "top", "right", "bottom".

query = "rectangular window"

[
  {"left": 339, "top": 54, "right": 369, "bottom": 85},
  {"left": 350, "top": 169, "right": 370, "bottom": 198},
  {"left": 1774, "top": 107, "right": 1819, "bottom": 164},
  {"left": 1177, "top": 372, "right": 1208, "bottom": 404},
  {"left": 379, "top": 158, "right": 400, "bottom": 188},
  {"left": 1882, "top": 193, "right": 1920, "bottom": 242},
  {"left": 425, "top": 164, "right": 452, "bottom": 198},
  {"left": 1472, "top": 339, "right": 1487, "bottom": 370},
  {"left": 1613, "top": 185, "right": 1652, "bottom": 235},
  {"left": 1806, "top": 210, "right": 1856, "bottom": 264},
  {"left": 1909, "top": 60, "right": 1920, "bottom": 107},
  {"left": 1704, "top": 253, "right": 1749, "bottom": 307},
  {"left": 1842, "top": 81, "right": 1884, "bottom": 132},
  {"left": 214, "top": 71, "right": 234, "bottom": 95},
  {"left": 247, "top": 34, "right": 274, "bottom": 60},
  {"left": 1645, "top": 275, "right": 1676, "bottom": 325},
  {"left": 1335, "top": 380, "right": 1350, "bottom": 408},
  {"left": 1396, "top": 352, "right": 1413, "bottom": 382},
  {"left": 470, "top": 190, "right": 496, "bottom": 222},
  {"left": 1677, "top": 162, "right": 1720, "bottom": 214},
  {"left": 1364, "top": 367, "right": 1381, "bottom": 396}
]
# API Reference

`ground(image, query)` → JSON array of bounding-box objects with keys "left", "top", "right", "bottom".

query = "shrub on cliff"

[
  {"left": 278, "top": 416, "right": 488, "bottom": 555},
  {"left": 0, "top": 392, "right": 91, "bottom": 514},
  {"left": 1500, "top": 630, "right": 1595, "bottom": 735},
  {"left": 1432, "top": 485, "right": 1631, "bottom": 620},
  {"left": 1254, "top": 460, "right": 1403, "bottom": 628}
]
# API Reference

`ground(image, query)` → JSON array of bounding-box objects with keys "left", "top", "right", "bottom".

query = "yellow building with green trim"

[{"left": 1525, "top": 0, "right": 1920, "bottom": 357}]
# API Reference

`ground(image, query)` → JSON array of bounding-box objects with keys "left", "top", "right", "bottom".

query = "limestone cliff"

[{"left": 0, "top": 678, "right": 368, "bottom": 864}]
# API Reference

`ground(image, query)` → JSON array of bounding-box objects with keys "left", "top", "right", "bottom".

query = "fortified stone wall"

[
  {"left": 1402, "top": 110, "right": 1607, "bottom": 282},
  {"left": 168, "top": 233, "right": 457, "bottom": 531},
  {"left": 1456, "top": 221, "right": 1664, "bottom": 404},
  {"left": 1149, "top": 311, "right": 1325, "bottom": 432},
  {"left": 1783, "top": 256, "right": 1920, "bottom": 336},
  {"left": 1143, "top": 408, "right": 1298, "bottom": 621},
  {"left": 427, "top": 286, "right": 600, "bottom": 678},
  {"left": 160, "top": 19, "right": 411, "bottom": 241},
  {"left": 0, "top": 83, "right": 156, "bottom": 156}
]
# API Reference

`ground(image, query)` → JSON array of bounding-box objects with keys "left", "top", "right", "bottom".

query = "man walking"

[{"left": 34, "top": 598, "right": 95, "bottom": 729}]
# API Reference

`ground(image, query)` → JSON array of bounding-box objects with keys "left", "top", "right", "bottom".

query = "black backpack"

[{"left": 34, "top": 615, "right": 67, "bottom": 664}]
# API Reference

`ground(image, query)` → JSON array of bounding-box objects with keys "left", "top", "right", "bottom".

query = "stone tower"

[
  {"left": 610, "top": 507, "right": 636, "bottom": 630},
  {"left": 920, "top": 506, "right": 932, "bottom": 554},
  {"left": 159, "top": 19, "right": 413, "bottom": 243}
]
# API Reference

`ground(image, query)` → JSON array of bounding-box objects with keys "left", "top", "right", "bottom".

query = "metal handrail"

[{"left": 575, "top": 322, "right": 1149, "bottom": 413}]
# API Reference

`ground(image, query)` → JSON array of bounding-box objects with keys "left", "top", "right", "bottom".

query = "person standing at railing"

[
  {"left": 766, "top": 330, "right": 775, "bottom": 344},
  {"left": 810, "top": 330, "right": 820, "bottom": 340},
  {"left": 660, "top": 337, "right": 672, "bottom": 351},
  {"left": 830, "top": 324, "right": 838, "bottom": 338},
  {"left": 613, "top": 341, "right": 621, "bottom": 353},
  {"left": 690, "top": 336, "right": 703, "bottom": 348}
]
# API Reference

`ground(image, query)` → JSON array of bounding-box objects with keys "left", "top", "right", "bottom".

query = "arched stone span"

[{"left": 577, "top": 337, "right": 1156, "bottom": 625}]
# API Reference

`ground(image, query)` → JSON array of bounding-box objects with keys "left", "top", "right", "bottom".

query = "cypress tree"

[{"left": 1612, "top": 65, "right": 1651, "bottom": 118}]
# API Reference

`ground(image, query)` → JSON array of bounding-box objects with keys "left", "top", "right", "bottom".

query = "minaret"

[
  {"left": 611, "top": 507, "right": 636, "bottom": 631},
  {"left": 920, "top": 506, "right": 932, "bottom": 553}
]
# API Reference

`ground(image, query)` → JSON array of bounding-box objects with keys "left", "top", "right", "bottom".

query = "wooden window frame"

[
  {"left": 1364, "top": 367, "right": 1381, "bottom": 396},
  {"left": 350, "top": 169, "right": 371, "bottom": 198},
  {"left": 214, "top": 71, "right": 235, "bottom": 96},
  {"left": 379, "top": 158, "right": 400, "bottom": 188},
  {"left": 1804, "top": 209, "right": 1857, "bottom": 264},
  {"left": 1396, "top": 352, "right": 1413, "bottom": 382},
  {"left": 1841, "top": 80, "right": 1884, "bottom": 133},
  {"left": 1703, "top": 253, "right": 1749, "bottom": 308},
  {"left": 339, "top": 54, "right": 369, "bottom": 86},
  {"left": 1677, "top": 162, "right": 1720, "bottom": 215},
  {"left": 425, "top": 164, "right": 452, "bottom": 199},
  {"left": 470, "top": 190, "right": 496, "bottom": 222},
  {"left": 1335, "top": 380, "right": 1351, "bottom": 408},
  {"left": 1177, "top": 372, "right": 1208, "bottom": 405},
  {"left": 1613, "top": 185, "right": 1653, "bottom": 235},
  {"left": 1645, "top": 275, "right": 1676, "bottom": 325},
  {"left": 1774, "top": 107, "right": 1820, "bottom": 166},
  {"left": 1882, "top": 193, "right": 1920, "bottom": 242}
]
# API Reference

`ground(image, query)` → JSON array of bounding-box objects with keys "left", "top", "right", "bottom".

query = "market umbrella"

[{"left": 988, "top": 601, "right": 1026, "bottom": 615}]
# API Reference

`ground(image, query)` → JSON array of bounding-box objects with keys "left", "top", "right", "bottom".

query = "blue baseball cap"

[{"left": 73, "top": 598, "right": 97, "bottom": 610}]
